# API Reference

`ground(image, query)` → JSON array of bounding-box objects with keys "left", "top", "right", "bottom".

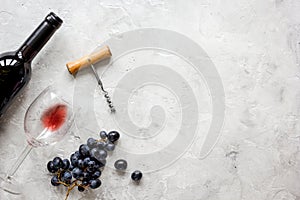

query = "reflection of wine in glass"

[{"left": 0, "top": 86, "right": 75, "bottom": 195}]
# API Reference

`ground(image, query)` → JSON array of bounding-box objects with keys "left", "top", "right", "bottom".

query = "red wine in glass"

[{"left": 41, "top": 104, "right": 68, "bottom": 132}]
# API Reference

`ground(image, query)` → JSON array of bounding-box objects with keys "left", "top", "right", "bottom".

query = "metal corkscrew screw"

[{"left": 90, "top": 64, "right": 116, "bottom": 113}]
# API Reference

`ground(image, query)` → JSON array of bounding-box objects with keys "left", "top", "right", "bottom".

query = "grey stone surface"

[{"left": 0, "top": 0, "right": 300, "bottom": 199}]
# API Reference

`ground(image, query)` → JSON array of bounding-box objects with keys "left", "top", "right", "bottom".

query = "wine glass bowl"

[{"left": 24, "top": 87, "right": 74, "bottom": 147}]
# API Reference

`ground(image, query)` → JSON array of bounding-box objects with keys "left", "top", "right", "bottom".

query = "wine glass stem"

[{"left": 7, "top": 144, "right": 32, "bottom": 178}]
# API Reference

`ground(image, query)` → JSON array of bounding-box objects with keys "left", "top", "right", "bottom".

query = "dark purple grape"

[
  {"left": 47, "top": 161, "right": 57, "bottom": 173},
  {"left": 61, "top": 171, "right": 72, "bottom": 182},
  {"left": 52, "top": 157, "right": 63, "bottom": 169},
  {"left": 62, "top": 159, "right": 70, "bottom": 170},
  {"left": 105, "top": 142, "right": 115, "bottom": 151},
  {"left": 79, "top": 144, "right": 90, "bottom": 157},
  {"left": 70, "top": 154, "right": 79, "bottom": 167},
  {"left": 87, "top": 138, "right": 97, "bottom": 148},
  {"left": 78, "top": 159, "right": 85, "bottom": 169},
  {"left": 131, "top": 170, "right": 143, "bottom": 182},
  {"left": 107, "top": 131, "right": 120, "bottom": 143},
  {"left": 89, "top": 179, "right": 101, "bottom": 189},
  {"left": 78, "top": 186, "right": 85, "bottom": 192},
  {"left": 114, "top": 159, "right": 127, "bottom": 171},
  {"left": 51, "top": 175, "right": 60, "bottom": 186},
  {"left": 99, "top": 130, "right": 107, "bottom": 139},
  {"left": 74, "top": 151, "right": 81, "bottom": 158},
  {"left": 72, "top": 167, "right": 83, "bottom": 179},
  {"left": 91, "top": 170, "right": 101, "bottom": 179}
]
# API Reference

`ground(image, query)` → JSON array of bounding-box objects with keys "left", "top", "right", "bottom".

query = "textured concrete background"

[{"left": 1, "top": 0, "right": 300, "bottom": 199}]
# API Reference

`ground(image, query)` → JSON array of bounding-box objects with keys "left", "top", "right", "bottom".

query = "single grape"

[
  {"left": 91, "top": 148, "right": 107, "bottom": 161},
  {"left": 53, "top": 157, "right": 63, "bottom": 169},
  {"left": 74, "top": 151, "right": 81, "bottom": 158},
  {"left": 95, "top": 149, "right": 107, "bottom": 160},
  {"left": 114, "top": 159, "right": 127, "bottom": 171},
  {"left": 89, "top": 179, "right": 101, "bottom": 189},
  {"left": 99, "top": 130, "right": 107, "bottom": 139},
  {"left": 96, "top": 141, "right": 106, "bottom": 149},
  {"left": 79, "top": 144, "right": 90, "bottom": 157},
  {"left": 105, "top": 142, "right": 115, "bottom": 151},
  {"left": 83, "top": 157, "right": 91, "bottom": 168},
  {"left": 62, "top": 159, "right": 70, "bottom": 170},
  {"left": 100, "top": 150, "right": 107, "bottom": 159},
  {"left": 47, "top": 161, "right": 57, "bottom": 173},
  {"left": 61, "top": 171, "right": 72, "bottom": 182},
  {"left": 72, "top": 167, "right": 83, "bottom": 179},
  {"left": 78, "top": 159, "right": 85, "bottom": 169},
  {"left": 131, "top": 170, "right": 143, "bottom": 182},
  {"left": 51, "top": 175, "right": 60, "bottom": 186},
  {"left": 91, "top": 170, "right": 101, "bottom": 179},
  {"left": 107, "top": 131, "right": 120, "bottom": 143},
  {"left": 78, "top": 186, "right": 85, "bottom": 192},
  {"left": 70, "top": 154, "right": 79, "bottom": 167},
  {"left": 87, "top": 138, "right": 97, "bottom": 148}
]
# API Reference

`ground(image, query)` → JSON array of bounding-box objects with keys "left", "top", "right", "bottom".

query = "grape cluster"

[{"left": 47, "top": 130, "right": 120, "bottom": 199}]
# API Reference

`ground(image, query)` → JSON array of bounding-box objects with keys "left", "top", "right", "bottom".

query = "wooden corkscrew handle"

[{"left": 66, "top": 45, "right": 112, "bottom": 75}]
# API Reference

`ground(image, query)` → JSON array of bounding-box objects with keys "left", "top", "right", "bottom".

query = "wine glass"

[{"left": 0, "top": 86, "right": 75, "bottom": 195}]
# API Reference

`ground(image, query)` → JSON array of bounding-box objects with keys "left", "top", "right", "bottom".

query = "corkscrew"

[{"left": 66, "top": 46, "right": 115, "bottom": 113}]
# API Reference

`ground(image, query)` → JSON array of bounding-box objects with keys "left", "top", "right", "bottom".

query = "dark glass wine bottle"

[{"left": 0, "top": 12, "right": 62, "bottom": 117}]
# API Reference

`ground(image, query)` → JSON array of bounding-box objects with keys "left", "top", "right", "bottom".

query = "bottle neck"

[{"left": 17, "top": 12, "right": 62, "bottom": 62}]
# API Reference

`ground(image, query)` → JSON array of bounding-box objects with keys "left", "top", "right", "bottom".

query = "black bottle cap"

[{"left": 45, "top": 12, "right": 63, "bottom": 29}]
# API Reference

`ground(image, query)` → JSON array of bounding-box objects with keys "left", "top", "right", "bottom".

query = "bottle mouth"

[{"left": 46, "top": 12, "right": 63, "bottom": 29}]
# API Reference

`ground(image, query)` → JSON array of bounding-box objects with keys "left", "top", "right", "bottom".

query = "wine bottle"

[{"left": 0, "top": 12, "right": 62, "bottom": 117}]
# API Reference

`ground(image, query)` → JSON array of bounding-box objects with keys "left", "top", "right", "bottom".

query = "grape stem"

[
  {"left": 63, "top": 179, "right": 89, "bottom": 200},
  {"left": 58, "top": 181, "right": 69, "bottom": 187},
  {"left": 55, "top": 170, "right": 78, "bottom": 200},
  {"left": 64, "top": 182, "right": 77, "bottom": 200},
  {"left": 54, "top": 168, "right": 91, "bottom": 200}
]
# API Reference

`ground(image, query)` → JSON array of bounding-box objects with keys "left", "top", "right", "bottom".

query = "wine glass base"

[{"left": 0, "top": 173, "right": 22, "bottom": 195}]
